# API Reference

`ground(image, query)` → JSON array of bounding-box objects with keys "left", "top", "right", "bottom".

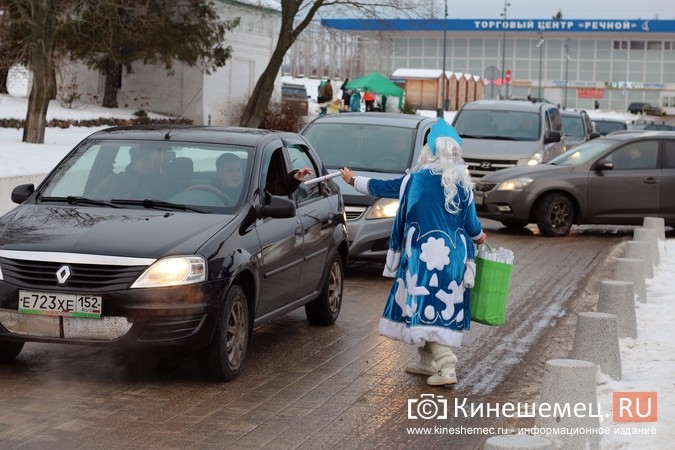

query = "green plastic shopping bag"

[{"left": 469, "top": 244, "right": 514, "bottom": 326}]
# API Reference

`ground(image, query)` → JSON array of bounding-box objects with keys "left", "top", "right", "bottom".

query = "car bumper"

[
  {"left": 344, "top": 212, "right": 393, "bottom": 261},
  {"left": 0, "top": 280, "right": 225, "bottom": 348},
  {"left": 474, "top": 189, "right": 536, "bottom": 223}
]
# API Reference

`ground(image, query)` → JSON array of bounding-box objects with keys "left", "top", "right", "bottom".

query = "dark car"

[
  {"left": 473, "top": 131, "right": 675, "bottom": 235},
  {"left": 301, "top": 112, "right": 436, "bottom": 261},
  {"left": 281, "top": 83, "right": 309, "bottom": 116},
  {"left": 627, "top": 102, "right": 665, "bottom": 116},
  {"left": 0, "top": 126, "right": 349, "bottom": 381},
  {"left": 591, "top": 117, "right": 628, "bottom": 135}
]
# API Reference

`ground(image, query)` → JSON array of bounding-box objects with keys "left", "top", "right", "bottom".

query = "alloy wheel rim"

[
  {"left": 328, "top": 261, "right": 343, "bottom": 313},
  {"left": 226, "top": 298, "right": 247, "bottom": 367}
]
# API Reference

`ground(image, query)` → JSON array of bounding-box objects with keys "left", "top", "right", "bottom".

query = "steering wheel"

[
  {"left": 185, "top": 184, "right": 232, "bottom": 204},
  {"left": 374, "top": 156, "right": 404, "bottom": 170}
]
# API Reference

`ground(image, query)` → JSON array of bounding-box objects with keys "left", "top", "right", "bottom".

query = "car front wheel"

[
  {"left": 305, "top": 253, "right": 343, "bottom": 326},
  {"left": 535, "top": 193, "right": 575, "bottom": 237},
  {"left": 198, "top": 284, "right": 250, "bottom": 381},
  {"left": 0, "top": 340, "right": 24, "bottom": 363}
]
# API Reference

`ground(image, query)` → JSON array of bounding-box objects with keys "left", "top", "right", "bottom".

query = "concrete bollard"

[
  {"left": 633, "top": 227, "right": 659, "bottom": 266},
  {"left": 597, "top": 280, "right": 637, "bottom": 338},
  {"left": 484, "top": 435, "right": 553, "bottom": 450},
  {"left": 535, "top": 359, "right": 600, "bottom": 450},
  {"left": 642, "top": 217, "right": 666, "bottom": 242},
  {"left": 613, "top": 258, "right": 646, "bottom": 303},
  {"left": 571, "top": 312, "right": 622, "bottom": 380},
  {"left": 624, "top": 240, "right": 654, "bottom": 279}
]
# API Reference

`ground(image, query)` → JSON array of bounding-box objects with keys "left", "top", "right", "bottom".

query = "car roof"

[
  {"left": 598, "top": 130, "right": 675, "bottom": 140},
  {"left": 592, "top": 117, "right": 626, "bottom": 123},
  {"left": 85, "top": 125, "right": 298, "bottom": 146},
  {"left": 304, "top": 112, "right": 436, "bottom": 128},
  {"left": 458, "top": 100, "right": 555, "bottom": 112},
  {"left": 560, "top": 109, "right": 586, "bottom": 117}
]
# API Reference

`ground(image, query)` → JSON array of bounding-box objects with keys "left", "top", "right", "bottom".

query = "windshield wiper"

[
  {"left": 39, "top": 196, "right": 123, "bottom": 208},
  {"left": 110, "top": 199, "right": 210, "bottom": 213}
]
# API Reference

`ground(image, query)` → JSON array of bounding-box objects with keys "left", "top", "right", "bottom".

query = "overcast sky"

[{"left": 427, "top": 0, "right": 675, "bottom": 20}]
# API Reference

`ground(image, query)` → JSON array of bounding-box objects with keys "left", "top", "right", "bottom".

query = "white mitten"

[{"left": 463, "top": 260, "right": 476, "bottom": 288}]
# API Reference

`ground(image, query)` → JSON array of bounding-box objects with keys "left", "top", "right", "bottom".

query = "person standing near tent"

[
  {"left": 340, "top": 79, "right": 351, "bottom": 106},
  {"left": 338, "top": 118, "right": 487, "bottom": 386},
  {"left": 321, "top": 79, "right": 333, "bottom": 104},
  {"left": 363, "top": 91, "right": 375, "bottom": 111},
  {"left": 317, "top": 80, "right": 326, "bottom": 103},
  {"left": 349, "top": 91, "right": 362, "bottom": 112}
]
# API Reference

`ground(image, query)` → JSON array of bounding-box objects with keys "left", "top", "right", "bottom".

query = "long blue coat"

[{"left": 367, "top": 169, "right": 483, "bottom": 347}]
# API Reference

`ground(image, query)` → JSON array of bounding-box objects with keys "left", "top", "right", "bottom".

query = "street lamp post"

[
  {"left": 564, "top": 39, "right": 570, "bottom": 109},
  {"left": 536, "top": 31, "right": 545, "bottom": 99},
  {"left": 500, "top": 1, "right": 511, "bottom": 99},
  {"left": 438, "top": 0, "right": 448, "bottom": 118}
]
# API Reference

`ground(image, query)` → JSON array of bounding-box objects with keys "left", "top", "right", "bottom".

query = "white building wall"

[{"left": 51, "top": 1, "right": 279, "bottom": 126}]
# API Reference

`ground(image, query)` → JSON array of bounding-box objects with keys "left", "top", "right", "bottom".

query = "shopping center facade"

[{"left": 320, "top": 18, "right": 675, "bottom": 113}]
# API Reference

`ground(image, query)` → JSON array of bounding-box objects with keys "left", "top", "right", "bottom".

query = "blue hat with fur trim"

[{"left": 428, "top": 118, "right": 462, "bottom": 155}]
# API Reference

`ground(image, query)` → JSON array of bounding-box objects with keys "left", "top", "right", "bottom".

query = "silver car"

[
  {"left": 301, "top": 112, "right": 436, "bottom": 261},
  {"left": 451, "top": 100, "right": 565, "bottom": 180},
  {"left": 473, "top": 131, "right": 675, "bottom": 236}
]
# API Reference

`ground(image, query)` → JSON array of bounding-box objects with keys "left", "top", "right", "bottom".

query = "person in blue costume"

[{"left": 339, "top": 118, "right": 487, "bottom": 386}]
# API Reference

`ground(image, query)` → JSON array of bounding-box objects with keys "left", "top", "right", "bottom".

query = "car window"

[
  {"left": 547, "top": 108, "right": 563, "bottom": 133},
  {"left": 40, "top": 139, "right": 253, "bottom": 213},
  {"left": 287, "top": 144, "right": 320, "bottom": 203},
  {"left": 549, "top": 139, "right": 614, "bottom": 166},
  {"left": 302, "top": 122, "right": 414, "bottom": 173},
  {"left": 607, "top": 140, "right": 659, "bottom": 170},
  {"left": 593, "top": 121, "right": 626, "bottom": 135},
  {"left": 454, "top": 110, "right": 540, "bottom": 141},
  {"left": 664, "top": 140, "right": 675, "bottom": 169},
  {"left": 562, "top": 115, "right": 584, "bottom": 137}
]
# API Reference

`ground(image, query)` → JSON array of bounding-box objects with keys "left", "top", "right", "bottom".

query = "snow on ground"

[{"left": 0, "top": 92, "right": 672, "bottom": 448}]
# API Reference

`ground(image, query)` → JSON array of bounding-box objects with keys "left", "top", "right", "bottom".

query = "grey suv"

[{"left": 451, "top": 100, "right": 565, "bottom": 179}]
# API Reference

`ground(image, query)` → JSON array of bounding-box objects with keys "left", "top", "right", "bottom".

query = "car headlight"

[
  {"left": 496, "top": 178, "right": 534, "bottom": 191},
  {"left": 366, "top": 198, "right": 400, "bottom": 219},
  {"left": 528, "top": 153, "right": 543, "bottom": 165},
  {"left": 132, "top": 256, "right": 206, "bottom": 288}
]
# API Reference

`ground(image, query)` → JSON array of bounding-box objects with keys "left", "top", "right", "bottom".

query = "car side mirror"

[
  {"left": 589, "top": 131, "right": 601, "bottom": 140},
  {"left": 544, "top": 130, "right": 561, "bottom": 144},
  {"left": 11, "top": 183, "right": 35, "bottom": 204},
  {"left": 259, "top": 195, "right": 296, "bottom": 219},
  {"left": 593, "top": 159, "right": 614, "bottom": 172}
]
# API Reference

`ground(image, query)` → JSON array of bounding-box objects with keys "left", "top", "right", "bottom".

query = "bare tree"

[{"left": 239, "top": 0, "right": 415, "bottom": 128}]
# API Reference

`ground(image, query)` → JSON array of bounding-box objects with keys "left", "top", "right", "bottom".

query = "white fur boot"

[
  {"left": 405, "top": 342, "right": 438, "bottom": 376},
  {"left": 426, "top": 342, "right": 458, "bottom": 386}
]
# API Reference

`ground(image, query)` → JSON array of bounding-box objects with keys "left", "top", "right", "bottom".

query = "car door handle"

[
  {"left": 643, "top": 177, "right": 658, "bottom": 184},
  {"left": 295, "top": 227, "right": 303, "bottom": 237}
]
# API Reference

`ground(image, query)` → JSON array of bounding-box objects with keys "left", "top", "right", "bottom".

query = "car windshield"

[
  {"left": 282, "top": 86, "right": 306, "bottom": 98},
  {"left": 39, "top": 139, "right": 254, "bottom": 214},
  {"left": 453, "top": 109, "right": 540, "bottom": 141},
  {"left": 548, "top": 139, "right": 615, "bottom": 166},
  {"left": 302, "top": 122, "right": 415, "bottom": 173},
  {"left": 562, "top": 115, "right": 585, "bottom": 138}
]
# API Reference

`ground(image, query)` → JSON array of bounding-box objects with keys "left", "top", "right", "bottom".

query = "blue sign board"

[{"left": 321, "top": 19, "right": 675, "bottom": 33}]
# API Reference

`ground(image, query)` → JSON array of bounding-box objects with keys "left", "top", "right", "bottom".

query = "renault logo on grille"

[
  {"left": 480, "top": 161, "right": 493, "bottom": 169},
  {"left": 56, "top": 265, "right": 72, "bottom": 284}
]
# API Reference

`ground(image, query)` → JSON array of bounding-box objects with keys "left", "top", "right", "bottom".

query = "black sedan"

[
  {"left": 0, "top": 126, "right": 349, "bottom": 381},
  {"left": 473, "top": 131, "right": 675, "bottom": 236}
]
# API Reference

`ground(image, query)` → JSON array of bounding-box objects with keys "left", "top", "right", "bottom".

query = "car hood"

[
  {"left": 460, "top": 138, "right": 542, "bottom": 160},
  {"left": 0, "top": 205, "right": 236, "bottom": 258},
  {"left": 477, "top": 163, "right": 572, "bottom": 183}
]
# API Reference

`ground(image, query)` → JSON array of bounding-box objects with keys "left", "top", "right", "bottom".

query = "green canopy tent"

[{"left": 345, "top": 72, "right": 404, "bottom": 111}]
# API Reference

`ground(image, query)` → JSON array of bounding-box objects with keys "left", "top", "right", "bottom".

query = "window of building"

[
  {"left": 613, "top": 40, "right": 628, "bottom": 50},
  {"left": 647, "top": 41, "right": 662, "bottom": 50},
  {"left": 630, "top": 41, "right": 645, "bottom": 50}
]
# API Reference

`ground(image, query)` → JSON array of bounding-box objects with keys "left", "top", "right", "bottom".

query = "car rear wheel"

[
  {"left": 535, "top": 193, "right": 575, "bottom": 237},
  {"left": 305, "top": 253, "right": 343, "bottom": 326},
  {"left": 0, "top": 340, "right": 24, "bottom": 363},
  {"left": 198, "top": 284, "right": 250, "bottom": 381}
]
